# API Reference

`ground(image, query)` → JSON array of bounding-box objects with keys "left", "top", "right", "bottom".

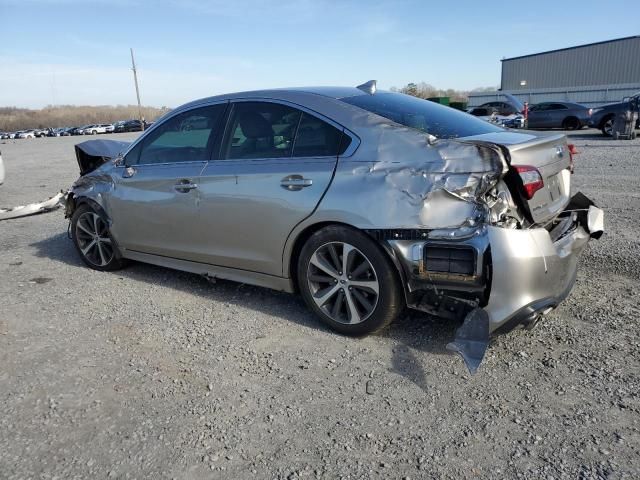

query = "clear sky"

[{"left": 1, "top": 0, "right": 638, "bottom": 108}]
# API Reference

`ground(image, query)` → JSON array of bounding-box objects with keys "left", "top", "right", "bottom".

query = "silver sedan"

[{"left": 65, "top": 82, "right": 603, "bottom": 372}]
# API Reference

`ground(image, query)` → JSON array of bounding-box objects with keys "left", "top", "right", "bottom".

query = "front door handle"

[
  {"left": 281, "top": 175, "right": 312, "bottom": 191},
  {"left": 174, "top": 179, "right": 198, "bottom": 193}
]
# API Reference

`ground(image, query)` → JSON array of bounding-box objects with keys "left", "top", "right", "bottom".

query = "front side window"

[
  {"left": 342, "top": 92, "right": 503, "bottom": 138},
  {"left": 129, "top": 104, "right": 225, "bottom": 165},
  {"left": 225, "top": 102, "right": 302, "bottom": 159}
]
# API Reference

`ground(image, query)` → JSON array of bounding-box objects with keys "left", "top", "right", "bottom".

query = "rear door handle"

[
  {"left": 174, "top": 179, "right": 198, "bottom": 193},
  {"left": 281, "top": 175, "right": 312, "bottom": 191}
]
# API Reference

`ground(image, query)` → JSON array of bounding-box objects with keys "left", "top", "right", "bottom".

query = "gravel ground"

[{"left": 0, "top": 130, "right": 638, "bottom": 479}]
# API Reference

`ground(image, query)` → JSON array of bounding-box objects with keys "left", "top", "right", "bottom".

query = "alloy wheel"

[
  {"left": 75, "top": 212, "right": 114, "bottom": 267},
  {"left": 604, "top": 118, "right": 613, "bottom": 136},
  {"left": 306, "top": 242, "right": 379, "bottom": 324}
]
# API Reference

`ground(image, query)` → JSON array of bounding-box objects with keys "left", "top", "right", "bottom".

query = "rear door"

[
  {"left": 195, "top": 100, "right": 345, "bottom": 276},
  {"left": 528, "top": 103, "right": 549, "bottom": 128},
  {"left": 547, "top": 103, "right": 569, "bottom": 128},
  {"left": 108, "top": 103, "right": 227, "bottom": 260}
]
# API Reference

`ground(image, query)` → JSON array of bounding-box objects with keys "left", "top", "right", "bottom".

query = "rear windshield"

[{"left": 341, "top": 92, "right": 503, "bottom": 139}]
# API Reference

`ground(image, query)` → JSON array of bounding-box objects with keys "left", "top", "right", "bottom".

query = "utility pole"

[{"left": 130, "top": 48, "right": 144, "bottom": 131}]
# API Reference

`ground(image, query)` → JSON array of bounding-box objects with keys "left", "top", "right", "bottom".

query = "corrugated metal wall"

[
  {"left": 468, "top": 83, "right": 640, "bottom": 108},
  {"left": 502, "top": 37, "right": 640, "bottom": 91}
]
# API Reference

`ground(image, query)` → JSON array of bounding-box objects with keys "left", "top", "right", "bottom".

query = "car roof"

[{"left": 179, "top": 86, "right": 367, "bottom": 110}]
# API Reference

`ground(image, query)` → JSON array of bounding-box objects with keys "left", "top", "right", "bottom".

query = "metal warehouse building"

[{"left": 469, "top": 36, "right": 640, "bottom": 107}]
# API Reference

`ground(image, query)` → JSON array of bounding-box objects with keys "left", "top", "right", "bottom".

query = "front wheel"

[
  {"left": 297, "top": 226, "right": 404, "bottom": 336},
  {"left": 601, "top": 116, "right": 614, "bottom": 136},
  {"left": 71, "top": 204, "right": 126, "bottom": 271},
  {"left": 562, "top": 117, "right": 580, "bottom": 130}
]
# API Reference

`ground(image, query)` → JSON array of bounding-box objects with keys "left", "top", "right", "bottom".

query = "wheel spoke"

[
  {"left": 351, "top": 287, "right": 373, "bottom": 312},
  {"left": 331, "top": 289, "right": 345, "bottom": 319},
  {"left": 96, "top": 241, "right": 107, "bottom": 266},
  {"left": 81, "top": 239, "right": 96, "bottom": 255},
  {"left": 350, "top": 279, "right": 379, "bottom": 295},
  {"left": 313, "top": 284, "right": 341, "bottom": 307},
  {"left": 350, "top": 260, "right": 370, "bottom": 279},
  {"left": 310, "top": 252, "right": 340, "bottom": 279},
  {"left": 326, "top": 243, "right": 342, "bottom": 272},
  {"left": 344, "top": 290, "right": 361, "bottom": 324},
  {"left": 342, "top": 244, "right": 355, "bottom": 277},
  {"left": 308, "top": 273, "right": 334, "bottom": 284},
  {"left": 77, "top": 219, "right": 94, "bottom": 236},
  {"left": 92, "top": 213, "right": 100, "bottom": 235}
]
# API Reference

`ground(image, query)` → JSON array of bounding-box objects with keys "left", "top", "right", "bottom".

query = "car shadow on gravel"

[{"left": 32, "top": 232, "right": 460, "bottom": 390}]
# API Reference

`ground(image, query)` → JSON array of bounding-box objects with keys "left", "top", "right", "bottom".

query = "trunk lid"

[{"left": 463, "top": 131, "right": 571, "bottom": 224}]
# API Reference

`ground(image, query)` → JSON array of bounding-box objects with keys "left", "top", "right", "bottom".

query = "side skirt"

[{"left": 122, "top": 250, "right": 295, "bottom": 293}]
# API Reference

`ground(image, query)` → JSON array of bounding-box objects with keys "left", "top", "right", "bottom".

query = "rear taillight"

[
  {"left": 515, "top": 165, "right": 544, "bottom": 199},
  {"left": 567, "top": 143, "right": 578, "bottom": 173}
]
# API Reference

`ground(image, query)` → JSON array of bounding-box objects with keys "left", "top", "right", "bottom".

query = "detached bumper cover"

[{"left": 387, "top": 192, "right": 603, "bottom": 373}]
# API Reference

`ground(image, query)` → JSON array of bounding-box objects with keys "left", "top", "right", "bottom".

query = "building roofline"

[{"left": 501, "top": 35, "right": 640, "bottom": 62}]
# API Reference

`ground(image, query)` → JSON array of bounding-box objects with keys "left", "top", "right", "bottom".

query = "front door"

[
  {"left": 195, "top": 101, "right": 345, "bottom": 276},
  {"left": 108, "top": 103, "right": 227, "bottom": 261}
]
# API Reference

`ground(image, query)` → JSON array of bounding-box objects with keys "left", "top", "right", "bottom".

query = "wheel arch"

[
  {"left": 66, "top": 193, "right": 110, "bottom": 225},
  {"left": 599, "top": 113, "right": 615, "bottom": 129},
  {"left": 285, "top": 221, "right": 408, "bottom": 299},
  {"left": 562, "top": 115, "right": 580, "bottom": 129}
]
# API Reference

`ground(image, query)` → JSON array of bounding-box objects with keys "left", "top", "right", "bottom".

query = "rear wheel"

[
  {"left": 562, "top": 116, "right": 580, "bottom": 130},
  {"left": 601, "top": 116, "right": 614, "bottom": 136},
  {"left": 71, "top": 204, "right": 126, "bottom": 271},
  {"left": 297, "top": 226, "right": 404, "bottom": 336}
]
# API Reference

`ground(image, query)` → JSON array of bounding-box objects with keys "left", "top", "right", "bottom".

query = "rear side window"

[
  {"left": 225, "top": 102, "right": 301, "bottom": 159},
  {"left": 342, "top": 92, "right": 503, "bottom": 139},
  {"left": 292, "top": 113, "right": 343, "bottom": 157},
  {"left": 224, "top": 102, "right": 349, "bottom": 159},
  {"left": 131, "top": 104, "right": 225, "bottom": 165}
]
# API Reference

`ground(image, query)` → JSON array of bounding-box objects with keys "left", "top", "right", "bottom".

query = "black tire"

[
  {"left": 297, "top": 225, "right": 404, "bottom": 336},
  {"left": 562, "top": 117, "right": 580, "bottom": 131},
  {"left": 92, "top": 130, "right": 97, "bottom": 135},
  {"left": 71, "top": 204, "right": 126, "bottom": 272},
  {"left": 601, "top": 115, "right": 614, "bottom": 137}
]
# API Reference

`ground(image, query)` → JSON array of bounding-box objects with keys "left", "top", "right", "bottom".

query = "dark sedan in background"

[
  {"left": 527, "top": 102, "right": 592, "bottom": 130},
  {"left": 590, "top": 92, "right": 640, "bottom": 136}
]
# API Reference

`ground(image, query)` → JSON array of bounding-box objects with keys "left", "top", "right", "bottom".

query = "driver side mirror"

[{"left": 114, "top": 155, "right": 125, "bottom": 167}]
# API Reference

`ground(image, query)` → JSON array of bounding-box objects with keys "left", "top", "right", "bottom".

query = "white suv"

[{"left": 83, "top": 124, "right": 113, "bottom": 135}]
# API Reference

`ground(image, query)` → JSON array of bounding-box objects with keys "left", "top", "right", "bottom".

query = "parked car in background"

[
  {"left": 469, "top": 106, "right": 524, "bottom": 128},
  {"left": 68, "top": 127, "right": 83, "bottom": 136},
  {"left": 76, "top": 125, "right": 95, "bottom": 135},
  {"left": 66, "top": 83, "right": 603, "bottom": 373},
  {"left": 86, "top": 124, "right": 114, "bottom": 134},
  {"left": 16, "top": 130, "right": 36, "bottom": 139},
  {"left": 59, "top": 127, "right": 73, "bottom": 136},
  {"left": 115, "top": 119, "right": 144, "bottom": 132},
  {"left": 590, "top": 92, "right": 640, "bottom": 136},
  {"left": 1, "top": 132, "right": 16, "bottom": 139},
  {"left": 34, "top": 128, "right": 49, "bottom": 138},
  {"left": 526, "top": 102, "right": 592, "bottom": 130},
  {"left": 105, "top": 124, "right": 115, "bottom": 133},
  {"left": 474, "top": 101, "right": 520, "bottom": 116}
]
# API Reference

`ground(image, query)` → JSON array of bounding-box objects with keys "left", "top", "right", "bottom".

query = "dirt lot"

[{"left": 1, "top": 130, "right": 639, "bottom": 479}]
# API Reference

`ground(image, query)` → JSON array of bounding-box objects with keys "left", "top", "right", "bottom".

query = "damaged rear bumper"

[{"left": 385, "top": 192, "right": 603, "bottom": 372}]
